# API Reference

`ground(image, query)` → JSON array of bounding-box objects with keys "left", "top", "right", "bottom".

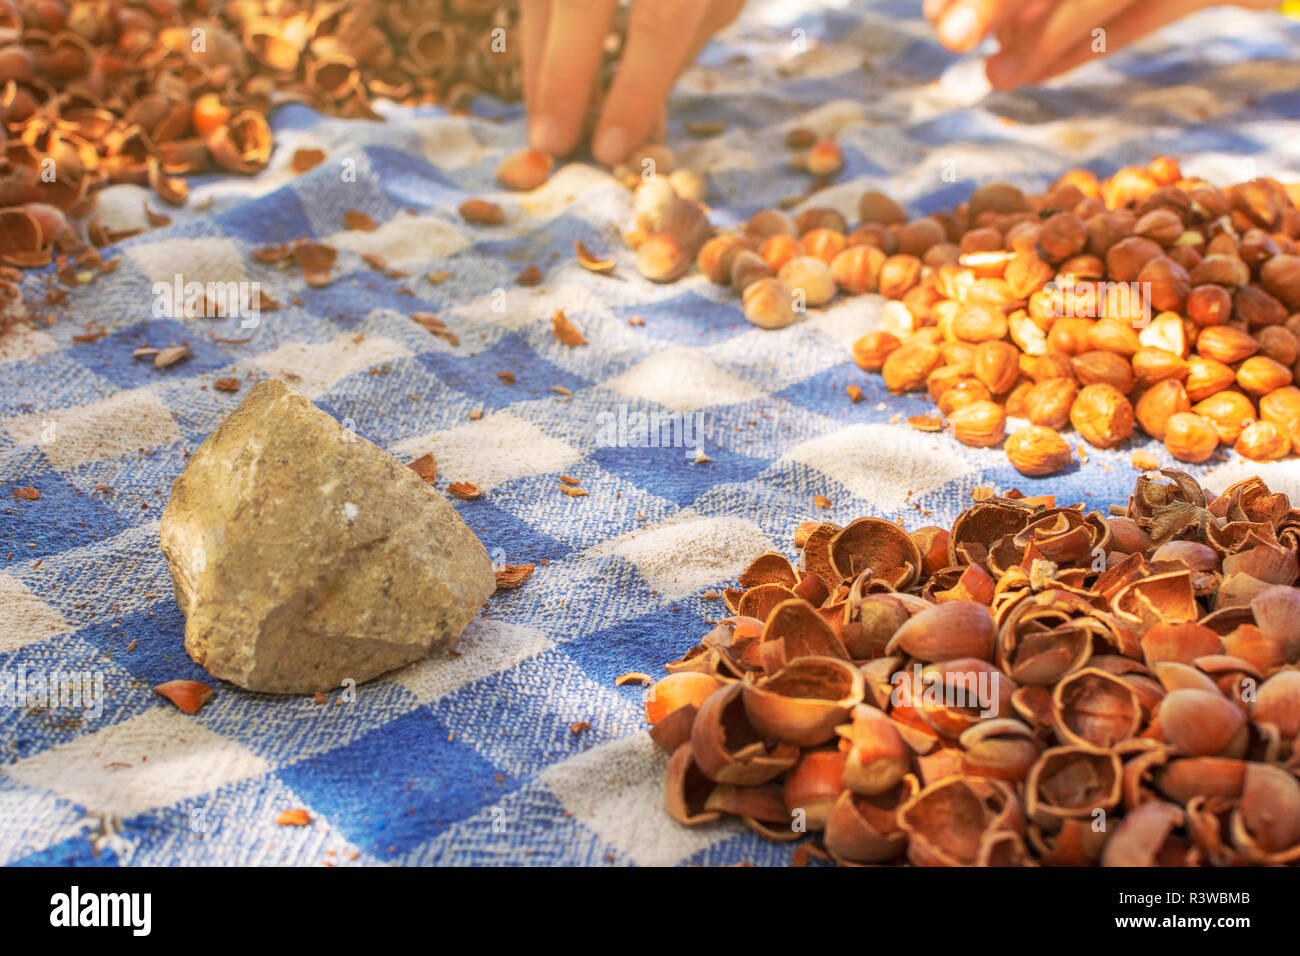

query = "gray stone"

[{"left": 160, "top": 379, "right": 495, "bottom": 694}]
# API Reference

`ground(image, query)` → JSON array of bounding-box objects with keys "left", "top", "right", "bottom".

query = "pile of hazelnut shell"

[{"left": 647, "top": 470, "right": 1300, "bottom": 866}]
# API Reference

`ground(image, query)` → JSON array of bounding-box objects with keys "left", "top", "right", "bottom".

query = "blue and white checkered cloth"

[{"left": 3, "top": 1, "right": 1300, "bottom": 866}]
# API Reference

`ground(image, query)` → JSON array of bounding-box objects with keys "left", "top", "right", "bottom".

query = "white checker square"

[
  {"left": 0, "top": 573, "right": 72, "bottom": 652},
  {"left": 603, "top": 348, "right": 767, "bottom": 413},
  {"left": 541, "top": 734, "right": 742, "bottom": 867},
  {"left": 587, "top": 511, "right": 774, "bottom": 601},
  {"left": 7, "top": 708, "right": 272, "bottom": 818},
  {"left": 126, "top": 237, "right": 250, "bottom": 289},
  {"left": 783, "top": 422, "right": 979, "bottom": 512},
  {"left": 390, "top": 410, "right": 582, "bottom": 490},
  {"left": 4, "top": 388, "right": 182, "bottom": 470},
  {"left": 390, "top": 618, "right": 553, "bottom": 704},
  {"left": 252, "top": 334, "right": 413, "bottom": 399},
  {"left": 329, "top": 214, "right": 474, "bottom": 269}
]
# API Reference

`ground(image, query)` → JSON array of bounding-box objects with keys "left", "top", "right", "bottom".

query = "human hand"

[
  {"left": 521, "top": 0, "right": 745, "bottom": 166},
  {"left": 923, "top": 0, "right": 1280, "bottom": 90}
]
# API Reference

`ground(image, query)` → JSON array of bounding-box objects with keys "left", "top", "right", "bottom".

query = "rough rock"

[{"left": 160, "top": 379, "right": 495, "bottom": 694}]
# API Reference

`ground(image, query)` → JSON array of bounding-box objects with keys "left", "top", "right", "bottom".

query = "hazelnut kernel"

[
  {"left": 636, "top": 231, "right": 689, "bottom": 282},
  {"left": 1005, "top": 425, "right": 1073, "bottom": 476},
  {"left": 948, "top": 400, "right": 1007, "bottom": 447},
  {"left": 1164, "top": 412, "right": 1220, "bottom": 463},
  {"left": 830, "top": 245, "right": 885, "bottom": 295},
  {"left": 852, "top": 331, "right": 901, "bottom": 372},
  {"left": 1237, "top": 356, "right": 1293, "bottom": 397},
  {"left": 1234, "top": 420, "right": 1290, "bottom": 460},
  {"left": 882, "top": 341, "right": 942, "bottom": 393},
  {"left": 742, "top": 277, "right": 797, "bottom": 330},
  {"left": 778, "top": 255, "right": 836, "bottom": 308},
  {"left": 1070, "top": 383, "right": 1136, "bottom": 449},
  {"left": 1026, "top": 378, "right": 1078, "bottom": 430},
  {"left": 1193, "top": 391, "right": 1257, "bottom": 444},
  {"left": 759, "top": 234, "right": 802, "bottom": 273},
  {"left": 1134, "top": 379, "right": 1191, "bottom": 440}
]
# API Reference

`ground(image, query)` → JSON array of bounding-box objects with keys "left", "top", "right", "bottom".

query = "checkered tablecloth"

[{"left": 3, "top": 1, "right": 1300, "bottom": 867}]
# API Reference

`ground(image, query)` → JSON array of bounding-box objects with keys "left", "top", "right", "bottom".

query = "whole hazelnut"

[
  {"left": 1186, "top": 284, "right": 1232, "bottom": 327},
  {"left": 1234, "top": 285, "right": 1288, "bottom": 329},
  {"left": 968, "top": 182, "right": 1030, "bottom": 222},
  {"left": 1236, "top": 355, "right": 1294, "bottom": 396},
  {"left": 941, "top": 341, "right": 977, "bottom": 373},
  {"left": 1086, "top": 211, "right": 1135, "bottom": 258},
  {"left": 800, "top": 227, "right": 847, "bottom": 264},
  {"left": 1256, "top": 325, "right": 1299, "bottom": 366},
  {"left": 1138, "top": 256, "right": 1191, "bottom": 313},
  {"left": 1133, "top": 208, "right": 1184, "bottom": 246},
  {"left": 1148, "top": 156, "right": 1183, "bottom": 186},
  {"left": 952, "top": 303, "right": 1008, "bottom": 344},
  {"left": 1086, "top": 318, "right": 1141, "bottom": 356},
  {"left": 959, "top": 227, "right": 1004, "bottom": 257},
  {"left": 1240, "top": 228, "right": 1282, "bottom": 271},
  {"left": 745, "top": 208, "right": 796, "bottom": 241},
  {"left": 1260, "top": 385, "right": 1300, "bottom": 431},
  {"left": 878, "top": 254, "right": 922, "bottom": 298},
  {"left": 858, "top": 191, "right": 907, "bottom": 226},
  {"left": 926, "top": 364, "right": 970, "bottom": 403},
  {"left": 938, "top": 377, "right": 993, "bottom": 416},
  {"left": 1189, "top": 254, "right": 1251, "bottom": 288},
  {"left": 730, "top": 249, "right": 774, "bottom": 293},
  {"left": 1031, "top": 353, "right": 1076, "bottom": 382},
  {"left": 778, "top": 255, "right": 836, "bottom": 308},
  {"left": 1026, "top": 378, "right": 1078, "bottom": 430},
  {"left": 1193, "top": 390, "right": 1257, "bottom": 444},
  {"left": 897, "top": 218, "right": 946, "bottom": 257},
  {"left": 795, "top": 206, "right": 847, "bottom": 236},
  {"left": 1071, "top": 350, "right": 1135, "bottom": 393},
  {"left": 1004, "top": 379, "right": 1035, "bottom": 418},
  {"left": 760, "top": 234, "right": 802, "bottom": 272},
  {"left": 1005, "top": 425, "right": 1073, "bottom": 476},
  {"left": 1036, "top": 212, "right": 1087, "bottom": 263},
  {"left": 973, "top": 340, "right": 1020, "bottom": 395},
  {"left": 1131, "top": 346, "right": 1189, "bottom": 386},
  {"left": 831, "top": 245, "right": 885, "bottom": 294},
  {"left": 697, "top": 233, "right": 751, "bottom": 284},
  {"left": 1164, "top": 412, "right": 1219, "bottom": 463},
  {"left": 1106, "top": 236, "right": 1164, "bottom": 283},
  {"left": 742, "top": 277, "right": 797, "bottom": 330},
  {"left": 1196, "top": 326, "right": 1259, "bottom": 364},
  {"left": 902, "top": 285, "right": 942, "bottom": 322},
  {"left": 1046, "top": 317, "right": 1094, "bottom": 356},
  {"left": 637, "top": 231, "right": 689, "bottom": 282},
  {"left": 852, "top": 331, "right": 902, "bottom": 371},
  {"left": 1260, "top": 254, "right": 1300, "bottom": 312},
  {"left": 1005, "top": 253, "right": 1054, "bottom": 299},
  {"left": 650, "top": 197, "right": 713, "bottom": 257},
  {"left": 1234, "top": 420, "right": 1290, "bottom": 460},
  {"left": 1135, "top": 379, "right": 1191, "bottom": 439},
  {"left": 882, "top": 341, "right": 942, "bottom": 393},
  {"left": 1185, "top": 356, "right": 1238, "bottom": 402},
  {"left": 948, "top": 400, "right": 1007, "bottom": 447},
  {"left": 849, "top": 222, "right": 897, "bottom": 254},
  {"left": 1070, "top": 383, "right": 1136, "bottom": 448},
  {"left": 923, "top": 242, "right": 962, "bottom": 268}
]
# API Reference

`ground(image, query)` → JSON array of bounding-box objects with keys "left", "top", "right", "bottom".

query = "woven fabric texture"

[{"left": 2, "top": 1, "right": 1300, "bottom": 866}]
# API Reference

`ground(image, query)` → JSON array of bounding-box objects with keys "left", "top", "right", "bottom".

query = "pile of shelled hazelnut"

[{"left": 627, "top": 151, "right": 1300, "bottom": 476}]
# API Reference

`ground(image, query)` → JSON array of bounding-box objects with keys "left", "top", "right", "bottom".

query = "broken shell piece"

[
  {"left": 458, "top": 198, "right": 505, "bottom": 225},
  {"left": 782, "top": 747, "right": 846, "bottom": 830},
  {"left": 646, "top": 672, "right": 722, "bottom": 725},
  {"left": 741, "top": 656, "right": 865, "bottom": 747},
  {"left": 691, "top": 682, "right": 800, "bottom": 785},
  {"left": 885, "top": 600, "right": 995, "bottom": 662},
  {"left": 664, "top": 743, "right": 722, "bottom": 825},
  {"left": 840, "top": 704, "right": 910, "bottom": 795},
  {"left": 828, "top": 516, "right": 924, "bottom": 589},
  {"left": 575, "top": 240, "right": 615, "bottom": 274},
  {"left": 291, "top": 240, "right": 337, "bottom": 287},
  {"left": 1025, "top": 745, "right": 1122, "bottom": 830},
  {"left": 153, "top": 679, "right": 213, "bottom": 714}
]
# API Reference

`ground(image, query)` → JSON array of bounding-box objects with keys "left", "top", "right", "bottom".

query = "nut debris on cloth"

[{"left": 2, "top": 1, "right": 1300, "bottom": 867}]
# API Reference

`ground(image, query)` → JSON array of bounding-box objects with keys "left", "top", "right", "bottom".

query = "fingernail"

[
  {"left": 530, "top": 114, "right": 563, "bottom": 154},
  {"left": 938, "top": 6, "right": 981, "bottom": 50},
  {"left": 593, "top": 126, "right": 630, "bottom": 166}
]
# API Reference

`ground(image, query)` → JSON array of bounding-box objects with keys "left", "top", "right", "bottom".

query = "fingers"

[
  {"left": 519, "top": 0, "right": 551, "bottom": 115},
  {"left": 591, "top": 0, "right": 708, "bottom": 165},
  {"left": 932, "top": 0, "right": 1037, "bottom": 52},
  {"left": 1013, "top": 0, "right": 1208, "bottom": 86},
  {"left": 528, "top": 0, "right": 619, "bottom": 156},
  {"left": 984, "top": 0, "right": 1144, "bottom": 89}
]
